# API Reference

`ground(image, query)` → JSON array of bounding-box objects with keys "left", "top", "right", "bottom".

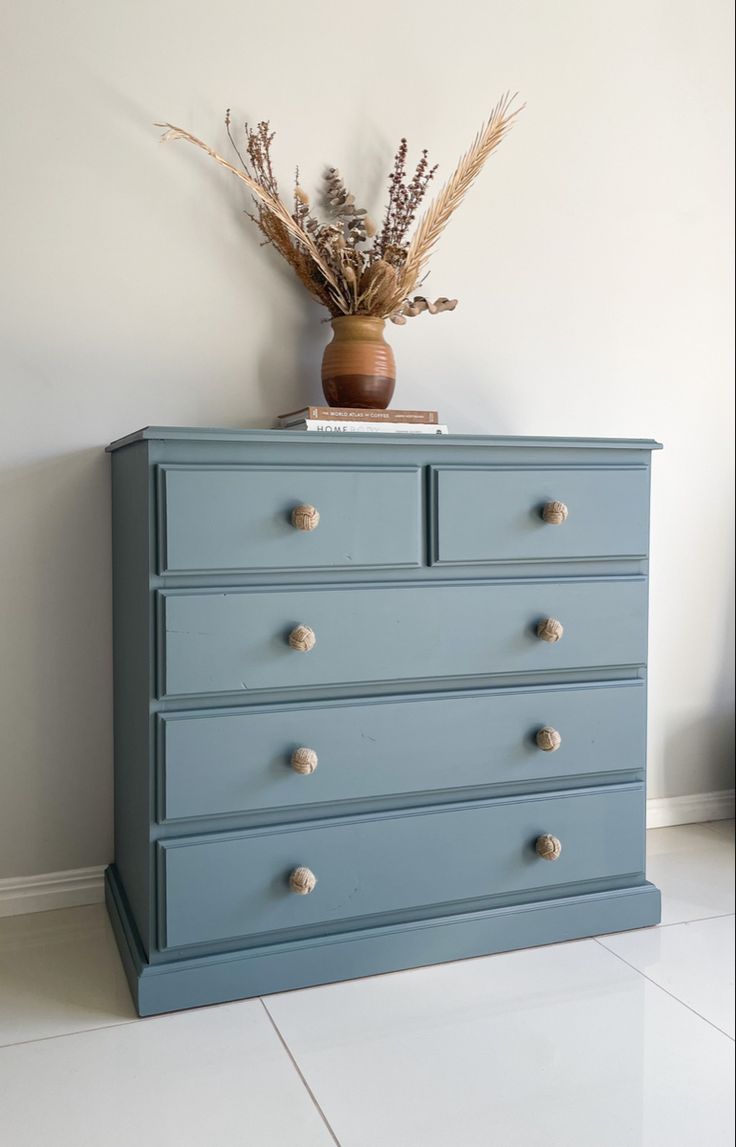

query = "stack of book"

[{"left": 275, "top": 406, "right": 447, "bottom": 434}]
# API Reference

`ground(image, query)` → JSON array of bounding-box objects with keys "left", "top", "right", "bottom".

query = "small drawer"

[
  {"left": 159, "top": 683, "right": 646, "bottom": 821},
  {"left": 158, "top": 464, "right": 422, "bottom": 573},
  {"left": 159, "top": 578, "right": 647, "bottom": 699},
  {"left": 159, "top": 785, "right": 646, "bottom": 949},
  {"left": 432, "top": 466, "right": 650, "bottom": 564}
]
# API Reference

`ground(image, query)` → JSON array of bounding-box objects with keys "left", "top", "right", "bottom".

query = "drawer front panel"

[
  {"left": 160, "top": 465, "right": 422, "bottom": 573},
  {"left": 160, "top": 579, "right": 647, "bottom": 698},
  {"left": 433, "top": 467, "right": 650, "bottom": 564},
  {"left": 161, "top": 786, "right": 646, "bottom": 948},
  {"left": 160, "top": 683, "right": 646, "bottom": 821}
]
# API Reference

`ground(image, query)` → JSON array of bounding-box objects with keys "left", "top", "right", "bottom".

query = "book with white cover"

[{"left": 281, "top": 420, "right": 449, "bottom": 434}]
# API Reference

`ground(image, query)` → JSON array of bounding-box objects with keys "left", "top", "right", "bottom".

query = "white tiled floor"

[
  {"left": 0, "top": 823, "right": 733, "bottom": 1146},
  {"left": 645, "top": 821, "right": 736, "bottom": 924}
]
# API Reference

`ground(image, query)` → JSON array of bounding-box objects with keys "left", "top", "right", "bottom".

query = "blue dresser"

[{"left": 105, "top": 427, "right": 662, "bottom": 1015}]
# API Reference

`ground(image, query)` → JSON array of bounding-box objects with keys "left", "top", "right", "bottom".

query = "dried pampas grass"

[{"left": 391, "top": 93, "right": 523, "bottom": 310}]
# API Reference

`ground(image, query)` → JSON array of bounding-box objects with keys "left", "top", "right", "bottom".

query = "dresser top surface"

[{"left": 106, "top": 426, "right": 663, "bottom": 453}]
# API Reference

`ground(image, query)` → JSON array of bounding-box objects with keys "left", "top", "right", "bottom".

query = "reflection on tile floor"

[
  {"left": 0, "top": 822, "right": 733, "bottom": 1146},
  {"left": 646, "top": 821, "right": 735, "bottom": 925},
  {"left": 265, "top": 938, "right": 733, "bottom": 1147},
  {"left": 0, "top": 1000, "right": 334, "bottom": 1147},
  {"left": 0, "top": 904, "right": 135, "bottom": 1046},
  {"left": 599, "top": 913, "right": 735, "bottom": 1038}
]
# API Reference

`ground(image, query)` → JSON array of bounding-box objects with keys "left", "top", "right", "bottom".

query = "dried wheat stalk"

[
  {"left": 388, "top": 93, "right": 523, "bottom": 313},
  {"left": 156, "top": 122, "right": 349, "bottom": 311}
]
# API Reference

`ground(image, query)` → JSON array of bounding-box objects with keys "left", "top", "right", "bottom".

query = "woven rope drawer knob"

[
  {"left": 291, "top": 504, "right": 320, "bottom": 531},
  {"left": 537, "top": 617, "right": 564, "bottom": 643},
  {"left": 536, "top": 834, "right": 562, "bottom": 861},
  {"left": 289, "top": 866, "right": 317, "bottom": 894},
  {"left": 542, "top": 500, "right": 568, "bottom": 525},
  {"left": 536, "top": 726, "right": 562, "bottom": 752},
  {"left": 288, "top": 624, "right": 316, "bottom": 652},
  {"left": 291, "top": 747, "right": 319, "bottom": 774}
]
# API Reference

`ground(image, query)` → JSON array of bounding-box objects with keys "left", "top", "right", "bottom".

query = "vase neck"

[{"left": 331, "top": 316, "right": 386, "bottom": 341}]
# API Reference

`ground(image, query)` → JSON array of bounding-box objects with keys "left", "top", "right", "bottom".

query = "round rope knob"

[
  {"left": 291, "top": 747, "right": 318, "bottom": 774},
  {"left": 537, "top": 617, "right": 564, "bottom": 643},
  {"left": 536, "top": 834, "right": 562, "bottom": 861},
  {"left": 289, "top": 866, "right": 317, "bottom": 894},
  {"left": 536, "top": 726, "right": 562, "bottom": 752},
  {"left": 291, "top": 504, "right": 320, "bottom": 531},
  {"left": 288, "top": 625, "right": 316, "bottom": 652},
  {"left": 542, "top": 501, "right": 568, "bottom": 525}
]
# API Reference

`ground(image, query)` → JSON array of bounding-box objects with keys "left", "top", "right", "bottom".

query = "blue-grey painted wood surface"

[
  {"left": 160, "top": 785, "right": 646, "bottom": 949},
  {"left": 105, "top": 427, "right": 661, "bottom": 1015},
  {"left": 160, "top": 464, "right": 422, "bottom": 573},
  {"left": 160, "top": 681, "right": 646, "bottom": 821},
  {"left": 106, "top": 426, "right": 662, "bottom": 453},
  {"left": 106, "top": 865, "right": 661, "bottom": 1016},
  {"left": 432, "top": 466, "right": 650, "bottom": 563},
  {"left": 160, "top": 578, "right": 647, "bottom": 698},
  {"left": 110, "top": 442, "right": 156, "bottom": 953}
]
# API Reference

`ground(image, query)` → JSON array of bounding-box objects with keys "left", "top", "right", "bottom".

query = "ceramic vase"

[{"left": 321, "top": 316, "right": 396, "bottom": 409}]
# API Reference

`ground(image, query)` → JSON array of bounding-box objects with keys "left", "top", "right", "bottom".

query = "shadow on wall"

[
  {"left": 187, "top": 122, "right": 330, "bottom": 419},
  {"left": 0, "top": 448, "right": 113, "bottom": 877},
  {"left": 254, "top": 295, "right": 327, "bottom": 417},
  {"left": 662, "top": 577, "right": 736, "bottom": 798},
  {"left": 663, "top": 714, "right": 735, "bottom": 800}
]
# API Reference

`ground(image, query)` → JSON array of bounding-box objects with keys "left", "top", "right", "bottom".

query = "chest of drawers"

[{"left": 105, "top": 427, "right": 661, "bottom": 1016}]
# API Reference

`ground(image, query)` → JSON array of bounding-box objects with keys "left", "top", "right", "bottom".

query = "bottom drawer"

[{"left": 160, "top": 785, "right": 645, "bottom": 949}]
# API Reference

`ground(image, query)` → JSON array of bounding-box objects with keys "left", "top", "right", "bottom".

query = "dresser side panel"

[
  {"left": 642, "top": 459, "right": 654, "bottom": 828},
  {"left": 111, "top": 442, "right": 155, "bottom": 954}
]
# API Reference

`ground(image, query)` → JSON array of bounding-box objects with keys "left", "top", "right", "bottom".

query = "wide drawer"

[
  {"left": 159, "top": 683, "right": 646, "bottom": 821},
  {"left": 160, "top": 785, "right": 646, "bottom": 948},
  {"left": 159, "top": 578, "right": 647, "bottom": 698},
  {"left": 432, "top": 466, "right": 650, "bottom": 564},
  {"left": 159, "top": 464, "right": 422, "bottom": 573}
]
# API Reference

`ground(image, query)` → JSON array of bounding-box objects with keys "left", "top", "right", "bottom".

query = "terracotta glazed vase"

[{"left": 321, "top": 316, "right": 396, "bottom": 409}]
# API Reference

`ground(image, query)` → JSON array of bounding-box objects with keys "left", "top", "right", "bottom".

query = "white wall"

[{"left": 1, "top": 0, "right": 733, "bottom": 879}]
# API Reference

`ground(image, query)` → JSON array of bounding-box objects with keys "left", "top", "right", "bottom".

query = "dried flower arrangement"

[{"left": 156, "top": 93, "right": 522, "bottom": 326}]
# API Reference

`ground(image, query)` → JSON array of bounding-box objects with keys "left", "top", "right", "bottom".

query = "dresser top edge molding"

[{"left": 106, "top": 426, "right": 663, "bottom": 453}]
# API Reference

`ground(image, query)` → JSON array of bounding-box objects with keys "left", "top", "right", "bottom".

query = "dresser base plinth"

[{"left": 105, "top": 865, "right": 661, "bottom": 1018}]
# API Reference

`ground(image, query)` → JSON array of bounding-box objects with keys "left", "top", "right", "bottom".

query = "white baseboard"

[
  {"left": 0, "top": 865, "right": 106, "bottom": 918},
  {"left": 646, "top": 789, "right": 735, "bottom": 829},
  {"left": 0, "top": 791, "right": 734, "bottom": 918}
]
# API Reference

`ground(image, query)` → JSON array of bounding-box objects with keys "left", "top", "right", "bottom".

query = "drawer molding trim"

[
  {"left": 155, "top": 784, "right": 646, "bottom": 951},
  {"left": 155, "top": 680, "right": 647, "bottom": 824},
  {"left": 429, "top": 466, "right": 651, "bottom": 567},
  {"left": 157, "top": 463, "right": 424, "bottom": 575},
  {"left": 156, "top": 577, "right": 648, "bottom": 700}
]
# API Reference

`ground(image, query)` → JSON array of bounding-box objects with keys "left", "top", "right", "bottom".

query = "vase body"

[{"left": 321, "top": 316, "right": 396, "bottom": 409}]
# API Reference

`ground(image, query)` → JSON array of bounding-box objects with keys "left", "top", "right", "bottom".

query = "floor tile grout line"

[
  {"left": 0, "top": 987, "right": 276, "bottom": 1052},
  {"left": 651, "top": 912, "right": 735, "bottom": 929},
  {"left": 593, "top": 938, "right": 735, "bottom": 1042},
  {"left": 260, "top": 998, "right": 342, "bottom": 1147},
  {"left": 0, "top": 1018, "right": 140, "bottom": 1052}
]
